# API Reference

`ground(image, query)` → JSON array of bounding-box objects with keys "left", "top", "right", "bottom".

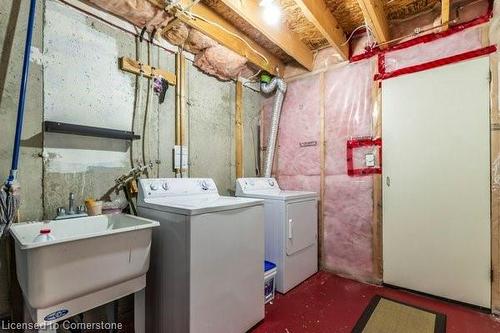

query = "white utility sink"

[{"left": 10, "top": 214, "right": 159, "bottom": 325}]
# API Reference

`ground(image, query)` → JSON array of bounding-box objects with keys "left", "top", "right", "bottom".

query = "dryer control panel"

[{"left": 236, "top": 178, "right": 281, "bottom": 196}]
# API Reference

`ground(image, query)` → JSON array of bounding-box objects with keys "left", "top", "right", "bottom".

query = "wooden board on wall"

[
  {"left": 319, "top": 72, "right": 326, "bottom": 268},
  {"left": 372, "top": 57, "right": 383, "bottom": 283},
  {"left": 490, "top": 51, "right": 500, "bottom": 314},
  {"left": 483, "top": 25, "right": 500, "bottom": 313},
  {"left": 119, "top": 57, "right": 177, "bottom": 85}
]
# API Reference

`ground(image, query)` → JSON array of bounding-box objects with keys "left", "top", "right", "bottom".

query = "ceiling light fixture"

[
  {"left": 259, "top": 0, "right": 282, "bottom": 26},
  {"left": 259, "top": 0, "right": 274, "bottom": 6}
]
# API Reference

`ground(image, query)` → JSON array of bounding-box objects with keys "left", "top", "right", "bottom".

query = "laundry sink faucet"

[
  {"left": 55, "top": 192, "right": 88, "bottom": 220},
  {"left": 68, "top": 192, "right": 75, "bottom": 214}
]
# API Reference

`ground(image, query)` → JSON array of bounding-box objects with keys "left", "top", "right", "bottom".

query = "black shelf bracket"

[{"left": 44, "top": 121, "right": 141, "bottom": 140}]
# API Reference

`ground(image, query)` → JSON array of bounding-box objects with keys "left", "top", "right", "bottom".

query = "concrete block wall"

[
  {"left": 0, "top": 0, "right": 262, "bottom": 320},
  {"left": 0, "top": 0, "right": 44, "bottom": 317}
]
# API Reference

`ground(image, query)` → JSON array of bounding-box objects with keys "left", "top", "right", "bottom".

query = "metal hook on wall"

[{"left": 139, "top": 26, "right": 147, "bottom": 43}]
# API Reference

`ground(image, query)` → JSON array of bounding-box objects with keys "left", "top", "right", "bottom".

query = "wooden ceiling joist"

[
  {"left": 441, "top": 0, "right": 450, "bottom": 31},
  {"left": 356, "top": 0, "right": 390, "bottom": 47},
  {"left": 292, "top": 0, "right": 348, "bottom": 60},
  {"left": 149, "top": 0, "right": 284, "bottom": 75},
  {"left": 178, "top": 3, "right": 284, "bottom": 74},
  {"left": 215, "top": 0, "right": 315, "bottom": 71}
]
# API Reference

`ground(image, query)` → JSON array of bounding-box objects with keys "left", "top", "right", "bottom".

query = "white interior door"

[{"left": 382, "top": 57, "right": 491, "bottom": 308}]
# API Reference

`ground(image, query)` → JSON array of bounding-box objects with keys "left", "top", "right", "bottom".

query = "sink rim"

[{"left": 10, "top": 214, "right": 159, "bottom": 250}]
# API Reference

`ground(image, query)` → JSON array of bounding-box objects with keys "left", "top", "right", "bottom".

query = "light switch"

[{"left": 365, "top": 153, "right": 376, "bottom": 167}]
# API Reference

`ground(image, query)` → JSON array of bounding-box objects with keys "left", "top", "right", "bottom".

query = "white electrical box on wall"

[
  {"left": 173, "top": 145, "right": 188, "bottom": 170},
  {"left": 365, "top": 153, "right": 376, "bottom": 167}
]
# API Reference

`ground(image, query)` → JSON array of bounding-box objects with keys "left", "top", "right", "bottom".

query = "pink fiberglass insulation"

[
  {"left": 276, "top": 76, "right": 321, "bottom": 176},
  {"left": 324, "top": 175, "right": 373, "bottom": 280},
  {"left": 384, "top": 27, "right": 483, "bottom": 72},
  {"left": 277, "top": 175, "right": 321, "bottom": 194},
  {"left": 84, "top": 0, "right": 170, "bottom": 28},
  {"left": 163, "top": 22, "right": 190, "bottom": 46},
  {"left": 184, "top": 29, "right": 218, "bottom": 53},
  {"left": 350, "top": 0, "right": 489, "bottom": 59},
  {"left": 323, "top": 60, "right": 375, "bottom": 280},
  {"left": 83, "top": 0, "right": 255, "bottom": 81},
  {"left": 325, "top": 61, "right": 373, "bottom": 176},
  {"left": 194, "top": 45, "right": 249, "bottom": 81}
]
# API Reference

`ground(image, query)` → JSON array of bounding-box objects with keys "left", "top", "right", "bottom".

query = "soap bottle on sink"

[{"left": 33, "top": 228, "right": 55, "bottom": 243}]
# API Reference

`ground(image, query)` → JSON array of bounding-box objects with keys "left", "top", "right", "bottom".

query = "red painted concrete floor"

[{"left": 251, "top": 271, "right": 500, "bottom": 333}]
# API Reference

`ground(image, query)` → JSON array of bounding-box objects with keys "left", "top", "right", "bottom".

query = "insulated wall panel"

[
  {"left": 261, "top": 76, "right": 321, "bottom": 191},
  {"left": 384, "top": 27, "right": 483, "bottom": 73},
  {"left": 277, "top": 175, "right": 320, "bottom": 193},
  {"left": 324, "top": 62, "right": 373, "bottom": 176},
  {"left": 324, "top": 175, "right": 373, "bottom": 279},
  {"left": 276, "top": 76, "right": 321, "bottom": 176},
  {"left": 323, "top": 60, "right": 375, "bottom": 280},
  {"left": 262, "top": 22, "right": 491, "bottom": 284}
]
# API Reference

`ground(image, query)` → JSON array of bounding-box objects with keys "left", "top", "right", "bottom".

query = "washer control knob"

[
  {"left": 162, "top": 182, "right": 169, "bottom": 191},
  {"left": 268, "top": 179, "right": 275, "bottom": 187},
  {"left": 150, "top": 183, "right": 159, "bottom": 191},
  {"left": 201, "top": 180, "right": 209, "bottom": 191}
]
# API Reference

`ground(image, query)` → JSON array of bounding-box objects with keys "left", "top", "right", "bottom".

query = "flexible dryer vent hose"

[{"left": 261, "top": 77, "right": 287, "bottom": 178}]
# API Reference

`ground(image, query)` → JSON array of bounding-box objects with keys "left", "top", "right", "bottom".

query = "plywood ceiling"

[
  {"left": 384, "top": 0, "right": 440, "bottom": 20},
  {"left": 325, "top": 0, "right": 439, "bottom": 33},
  {"left": 281, "top": 0, "right": 330, "bottom": 49}
]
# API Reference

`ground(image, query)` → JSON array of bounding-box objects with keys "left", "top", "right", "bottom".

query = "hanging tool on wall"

[
  {"left": 1, "top": 0, "right": 36, "bottom": 237},
  {"left": 153, "top": 76, "right": 169, "bottom": 104}
]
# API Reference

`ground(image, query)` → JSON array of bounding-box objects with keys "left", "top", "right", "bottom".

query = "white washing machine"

[
  {"left": 236, "top": 177, "right": 318, "bottom": 293},
  {"left": 137, "top": 178, "right": 265, "bottom": 333}
]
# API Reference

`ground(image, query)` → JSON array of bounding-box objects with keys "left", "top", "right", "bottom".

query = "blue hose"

[{"left": 6, "top": 0, "right": 37, "bottom": 187}]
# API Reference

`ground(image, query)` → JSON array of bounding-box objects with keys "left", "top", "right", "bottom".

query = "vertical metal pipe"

[
  {"left": 7, "top": 0, "right": 37, "bottom": 186},
  {"left": 261, "top": 77, "right": 287, "bottom": 178}
]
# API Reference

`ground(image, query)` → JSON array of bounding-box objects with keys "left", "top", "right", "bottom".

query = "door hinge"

[{"left": 491, "top": 269, "right": 494, "bottom": 282}]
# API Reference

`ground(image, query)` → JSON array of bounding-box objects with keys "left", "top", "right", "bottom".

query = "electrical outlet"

[
  {"left": 173, "top": 145, "right": 188, "bottom": 169},
  {"left": 365, "top": 153, "right": 376, "bottom": 167}
]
